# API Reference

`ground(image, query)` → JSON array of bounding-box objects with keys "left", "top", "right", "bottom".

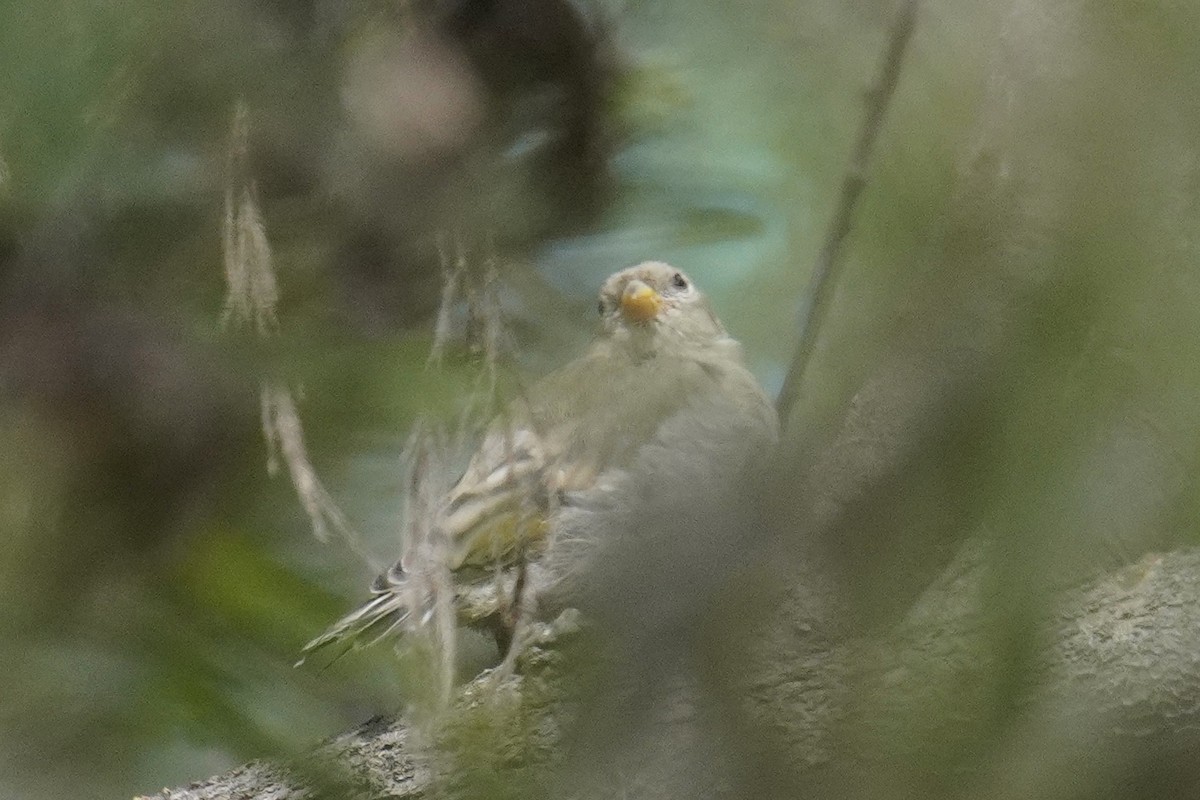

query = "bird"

[{"left": 302, "top": 261, "right": 778, "bottom": 660}]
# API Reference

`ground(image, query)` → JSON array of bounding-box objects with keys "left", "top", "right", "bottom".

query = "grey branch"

[{"left": 142, "top": 543, "right": 1200, "bottom": 800}]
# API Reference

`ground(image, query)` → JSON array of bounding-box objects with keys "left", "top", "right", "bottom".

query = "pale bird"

[{"left": 303, "top": 261, "right": 778, "bottom": 657}]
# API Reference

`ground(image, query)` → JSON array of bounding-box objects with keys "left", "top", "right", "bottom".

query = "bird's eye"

[
  {"left": 597, "top": 299, "right": 607, "bottom": 316},
  {"left": 670, "top": 272, "right": 689, "bottom": 291}
]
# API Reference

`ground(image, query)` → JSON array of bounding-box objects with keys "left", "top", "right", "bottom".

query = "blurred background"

[{"left": 3, "top": 0, "right": 1200, "bottom": 798}]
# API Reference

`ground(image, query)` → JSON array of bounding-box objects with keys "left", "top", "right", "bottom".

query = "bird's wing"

[
  {"left": 437, "top": 421, "right": 555, "bottom": 570},
  {"left": 433, "top": 342, "right": 657, "bottom": 570},
  {"left": 301, "top": 374, "right": 585, "bottom": 660}
]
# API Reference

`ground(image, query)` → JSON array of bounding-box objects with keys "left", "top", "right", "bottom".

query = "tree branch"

[
  {"left": 142, "top": 544, "right": 1200, "bottom": 800},
  {"left": 776, "top": 0, "right": 921, "bottom": 423}
]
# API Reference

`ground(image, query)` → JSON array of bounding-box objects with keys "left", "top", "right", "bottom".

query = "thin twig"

[
  {"left": 261, "top": 382, "right": 381, "bottom": 570},
  {"left": 775, "top": 0, "right": 921, "bottom": 424},
  {"left": 429, "top": 232, "right": 461, "bottom": 368},
  {"left": 219, "top": 100, "right": 367, "bottom": 562},
  {"left": 0, "top": 142, "right": 10, "bottom": 194}
]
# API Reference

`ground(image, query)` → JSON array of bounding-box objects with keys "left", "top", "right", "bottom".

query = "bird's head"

[{"left": 597, "top": 262, "right": 727, "bottom": 356}]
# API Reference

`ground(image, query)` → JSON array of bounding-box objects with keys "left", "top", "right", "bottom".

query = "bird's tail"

[{"left": 296, "top": 563, "right": 432, "bottom": 667}]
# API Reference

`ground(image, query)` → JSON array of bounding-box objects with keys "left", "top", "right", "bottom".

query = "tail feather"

[
  {"left": 371, "top": 560, "right": 406, "bottom": 594},
  {"left": 297, "top": 585, "right": 415, "bottom": 666},
  {"left": 298, "top": 557, "right": 521, "bottom": 668}
]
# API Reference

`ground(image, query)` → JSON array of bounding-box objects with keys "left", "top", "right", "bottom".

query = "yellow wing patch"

[{"left": 449, "top": 507, "right": 551, "bottom": 570}]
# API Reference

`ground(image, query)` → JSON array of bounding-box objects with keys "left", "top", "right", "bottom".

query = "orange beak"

[{"left": 620, "top": 280, "right": 663, "bottom": 323}]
